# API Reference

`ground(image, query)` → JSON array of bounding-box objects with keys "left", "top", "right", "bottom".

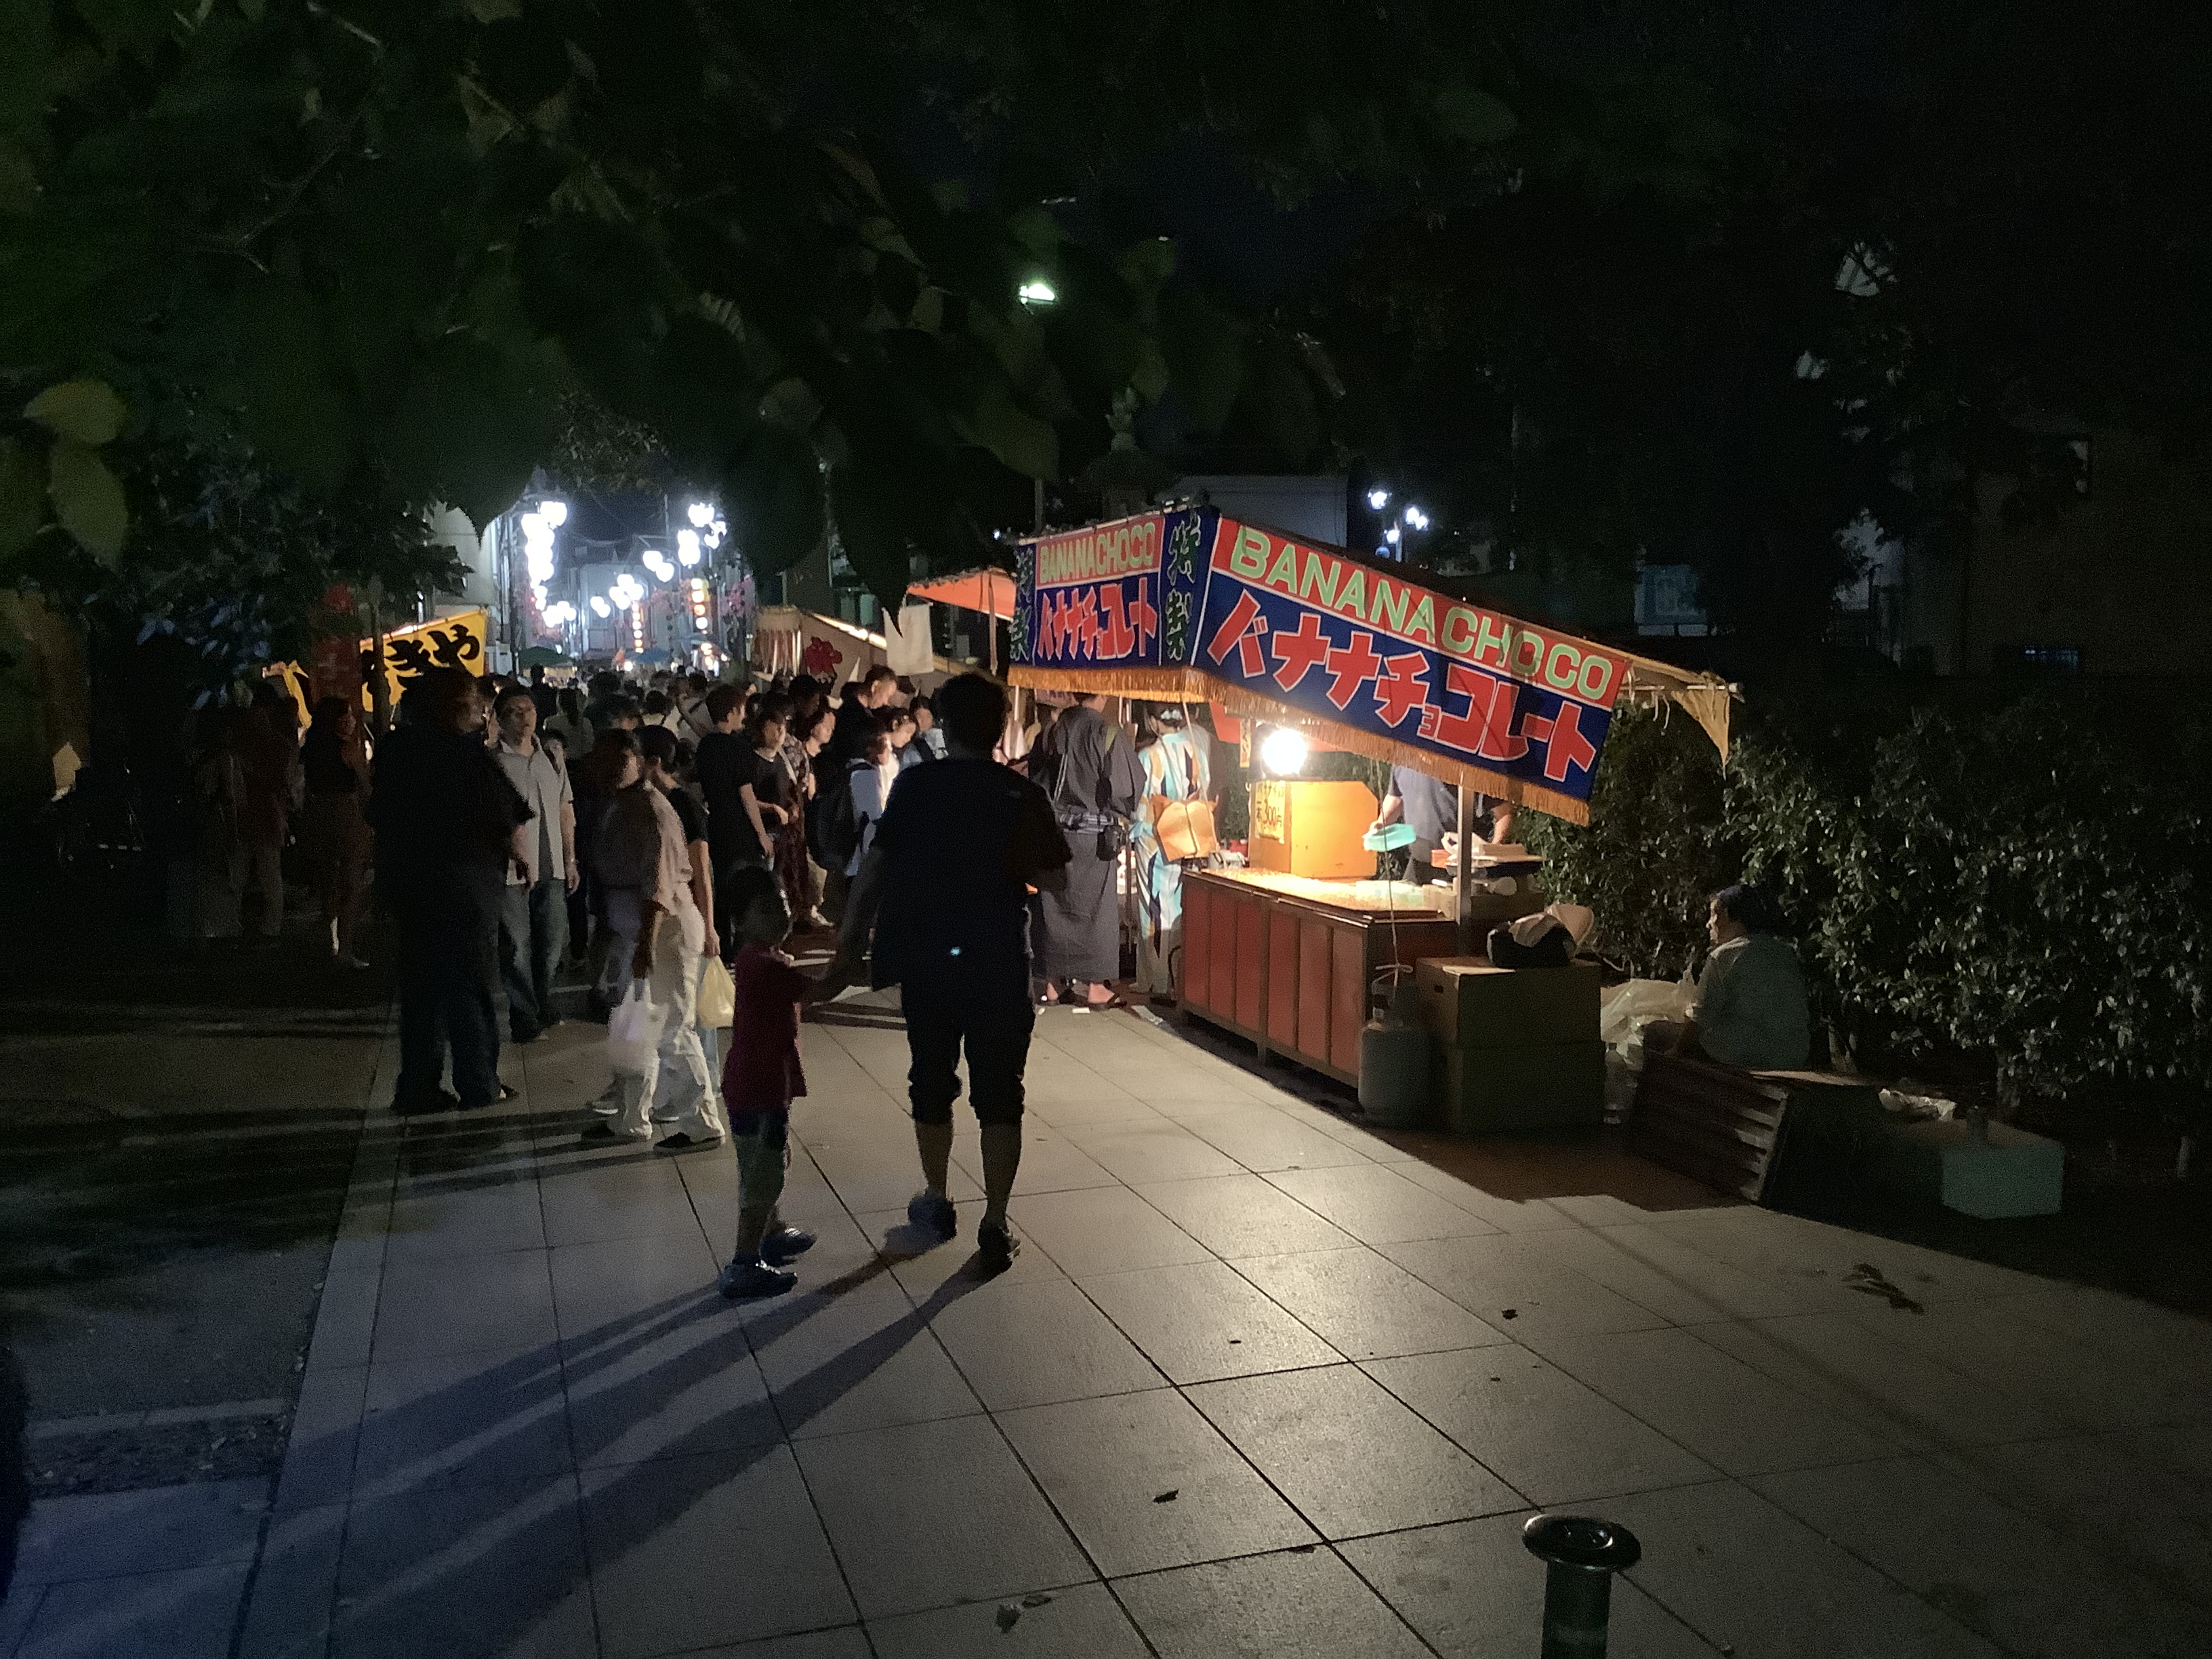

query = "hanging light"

[
  {"left": 687, "top": 501, "right": 714, "bottom": 528},
  {"left": 590, "top": 595, "right": 611, "bottom": 618},
  {"left": 539, "top": 499, "right": 569, "bottom": 527},
  {"left": 676, "top": 529, "right": 701, "bottom": 567},
  {"left": 1259, "top": 727, "right": 1309, "bottom": 777}
]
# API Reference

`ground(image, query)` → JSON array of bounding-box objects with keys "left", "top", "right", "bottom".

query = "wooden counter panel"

[
  {"left": 1182, "top": 878, "right": 1211, "bottom": 1009},
  {"left": 1267, "top": 906, "right": 1301, "bottom": 1047},
  {"left": 1233, "top": 897, "right": 1265, "bottom": 1032}
]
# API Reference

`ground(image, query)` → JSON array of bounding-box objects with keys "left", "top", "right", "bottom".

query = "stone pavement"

[{"left": 9, "top": 998, "right": 2212, "bottom": 1659}]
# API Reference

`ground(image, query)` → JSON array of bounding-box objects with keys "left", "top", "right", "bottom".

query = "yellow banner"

[{"left": 365, "top": 610, "right": 490, "bottom": 712}]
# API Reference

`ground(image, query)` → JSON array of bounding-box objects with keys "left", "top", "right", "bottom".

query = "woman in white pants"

[{"left": 591, "top": 757, "right": 724, "bottom": 1148}]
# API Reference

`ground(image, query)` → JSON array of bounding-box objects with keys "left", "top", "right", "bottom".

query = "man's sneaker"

[
  {"left": 762, "top": 1226, "right": 817, "bottom": 1265},
  {"left": 391, "top": 1088, "right": 460, "bottom": 1116},
  {"left": 718, "top": 1258, "right": 798, "bottom": 1299},
  {"left": 907, "top": 1190, "right": 958, "bottom": 1241},
  {"left": 977, "top": 1218, "right": 1021, "bottom": 1265}
]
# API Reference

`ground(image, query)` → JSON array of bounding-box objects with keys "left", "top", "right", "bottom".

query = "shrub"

[{"left": 1526, "top": 690, "right": 2212, "bottom": 1114}]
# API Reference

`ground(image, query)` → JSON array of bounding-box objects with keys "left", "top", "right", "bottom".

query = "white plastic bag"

[
  {"left": 695, "top": 956, "right": 736, "bottom": 1029},
  {"left": 607, "top": 982, "right": 653, "bottom": 1074}
]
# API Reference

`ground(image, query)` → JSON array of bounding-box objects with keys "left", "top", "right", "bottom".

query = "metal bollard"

[{"left": 1523, "top": 1513, "right": 1642, "bottom": 1659}]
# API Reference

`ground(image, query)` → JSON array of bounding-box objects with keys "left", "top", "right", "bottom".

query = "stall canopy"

[
  {"left": 1006, "top": 508, "right": 1733, "bottom": 825},
  {"left": 907, "top": 567, "right": 1017, "bottom": 620}
]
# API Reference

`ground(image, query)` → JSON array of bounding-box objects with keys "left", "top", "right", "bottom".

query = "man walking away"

[
  {"left": 692, "top": 683, "right": 757, "bottom": 957},
  {"left": 493, "top": 687, "right": 577, "bottom": 1043},
  {"left": 371, "top": 668, "right": 531, "bottom": 1113},
  {"left": 1029, "top": 692, "right": 1142, "bottom": 1007},
  {"left": 837, "top": 674, "right": 1072, "bottom": 1264}
]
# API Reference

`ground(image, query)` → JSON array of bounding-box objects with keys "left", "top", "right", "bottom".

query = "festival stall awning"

[
  {"left": 751, "top": 605, "right": 968, "bottom": 684},
  {"left": 907, "top": 567, "right": 1017, "bottom": 620},
  {"left": 1006, "top": 509, "right": 1733, "bottom": 825}
]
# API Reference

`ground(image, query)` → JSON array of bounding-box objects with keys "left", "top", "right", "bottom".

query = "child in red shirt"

[{"left": 716, "top": 868, "right": 815, "bottom": 1298}]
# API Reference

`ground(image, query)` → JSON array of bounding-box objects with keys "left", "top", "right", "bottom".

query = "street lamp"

[
  {"left": 1367, "top": 487, "right": 1390, "bottom": 511},
  {"left": 686, "top": 501, "right": 714, "bottom": 528},
  {"left": 590, "top": 596, "right": 612, "bottom": 618},
  {"left": 676, "top": 529, "right": 701, "bottom": 567},
  {"left": 1017, "top": 279, "right": 1057, "bottom": 306}
]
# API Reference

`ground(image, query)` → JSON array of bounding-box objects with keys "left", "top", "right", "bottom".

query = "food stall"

[{"left": 1006, "top": 506, "right": 1732, "bottom": 1090}]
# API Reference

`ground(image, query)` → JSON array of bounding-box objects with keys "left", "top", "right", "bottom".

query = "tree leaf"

[
  {"left": 1432, "top": 85, "right": 1519, "bottom": 148},
  {"left": 47, "top": 440, "right": 128, "bottom": 560},
  {"left": 723, "top": 424, "right": 823, "bottom": 577},
  {"left": 0, "top": 436, "right": 45, "bottom": 558},
  {"left": 25, "top": 380, "right": 128, "bottom": 446},
  {"left": 826, "top": 462, "right": 909, "bottom": 605}
]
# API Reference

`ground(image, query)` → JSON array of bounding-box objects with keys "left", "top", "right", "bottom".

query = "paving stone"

[
  {"left": 866, "top": 1580, "right": 1145, "bottom": 1658},
  {"left": 795, "top": 1416, "right": 1091, "bottom": 1620},
  {"left": 537, "top": 1158, "right": 708, "bottom": 1248},
  {"left": 1064, "top": 1124, "right": 1246, "bottom": 1184},
  {"left": 677, "top": 1633, "right": 874, "bottom": 1659},
  {"left": 305, "top": 1265, "right": 384, "bottom": 1372},
  {"left": 1187, "top": 1364, "right": 1521, "bottom": 1537},
  {"left": 1555, "top": 1222, "right": 1819, "bottom": 1322},
  {"left": 998, "top": 1391, "right": 1314, "bottom": 1578},
  {"left": 12, "top": 1477, "right": 268, "bottom": 1584},
  {"left": 1177, "top": 1107, "right": 1378, "bottom": 1172},
  {"left": 1531, "top": 1326, "right": 1901, "bottom": 1477},
  {"left": 383, "top": 1182, "right": 546, "bottom": 1263},
  {"left": 369, "top": 1249, "right": 558, "bottom": 1362},
  {"left": 1391, "top": 1162, "right": 1591, "bottom": 1232},
  {"left": 1692, "top": 1312, "right": 2064, "bottom": 1449},
  {"left": 546, "top": 1232, "right": 720, "bottom": 1349},
  {"left": 1601, "top": 1479, "right": 2007, "bottom": 1659},
  {"left": 1378, "top": 1233, "right": 1675, "bottom": 1341},
  {"left": 333, "top": 1475, "right": 596, "bottom": 1659},
  {"left": 947, "top": 1125, "right": 1120, "bottom": 1195},
  {"left": 1340, "top": 1512, "right": 1718, "bottom": 1658},
  {"left": 274, "top": 1363, "right": 369, "bottom": 1512},
  {"left": 1364, "top": 1347, "right": 1717, "bottom": 1505},
  {"left": 1079, "top": 1259, "right": 1341, "bottom": 1383},
  {"left": 750, "top": 1294, "right": 983, "bottom": 1440},
  {"left": 1230, "top": 1246, "right": 1511, "bottom": 1361},
  {"left": 352, "top": 1345, "right": 571, "bottom": 1498},
  {"left": 15, "top": 1562, "right": 251, "bottom": 1659},
  {"left": 1130, "top": 1173, "right": 1358, "bottom": 1259},
  {"left": 564, "top": 1314, "right": 781, "bottom": 1469},
  {"left": 236, "top": 1502, "right": 348, "bottom": 1659},
  {"left": 1753, "top": 1454, "right": 2212, "bottom": 1659},
  {"left": 927, "top": 1277, "right": 1166, "bottom": 1409},
  {"left": 579, "top": 1446, "right": 855, "bottom": 1656},
  {"left": 1113, "top": 1547, "right": 1431, "bottom": 1659},
  {"left": 1264, "top": 1164, "right": 1504, "bottom": 1245},
  {"left": 1010, "top": 1185, "right": 1210, "bottom": 1277}
]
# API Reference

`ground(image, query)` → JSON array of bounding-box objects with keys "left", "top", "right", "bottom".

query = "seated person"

[
  {"left": 1486, "top": 903, "right": 1595, "bottom": 969},
  {"left": 1681, "top": 884, "right": 1811, "bottom": 1069}
]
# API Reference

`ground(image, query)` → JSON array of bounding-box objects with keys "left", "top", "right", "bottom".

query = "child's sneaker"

[
  {"left": 762, "top": 1226, "right": 817, "bottom": 1265},
  {"left": 977, "top": 1218, "right": 1021, "bottom": 1265},
  {"left": 718, "top": 1257, "right": 797, "bottom": 1299}
]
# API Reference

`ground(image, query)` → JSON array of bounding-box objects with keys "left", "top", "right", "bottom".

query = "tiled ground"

[{"left": 11, "top": 999, "right": 2212, "bottom": 1658}]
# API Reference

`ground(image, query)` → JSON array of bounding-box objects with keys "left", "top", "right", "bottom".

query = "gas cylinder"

[{"left": 1359, "top": 970, "right": 1433, "bottom": 1128}]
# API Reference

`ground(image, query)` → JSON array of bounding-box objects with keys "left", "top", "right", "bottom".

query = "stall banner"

[
  {"left": 361, "top": 609, "right": 489, "bottom": 712},
  {"left": 1012, "top": 510, "right": 1173, "bottom": 672},
  {"left": 1195, "top": 518, "right": 1631, "bottom": 804}
]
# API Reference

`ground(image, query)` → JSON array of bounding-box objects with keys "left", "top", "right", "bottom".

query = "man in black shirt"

[
  {"left": 837, "top": 674, "right": 1071, "bottom": 1264},
  {"left": 370, "top": 668, "right": 532, "bottom": 1113},
  {"left": 827, "top": 664, "right": 897, "bottom": 769}
]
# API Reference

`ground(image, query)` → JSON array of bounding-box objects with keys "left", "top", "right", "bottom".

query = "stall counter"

[{"left": 1180, "top": 869, "right": 1460, "bottom": 1086}]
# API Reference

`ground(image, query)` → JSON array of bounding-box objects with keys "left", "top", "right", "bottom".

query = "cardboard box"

[
  {"left": 1435, "top": 1043, "right": 1606, "bottom": 1134},
  {"left": 1870, "top": 1118, "right": 2065, "bottom": 1218},
  {"left": 1248, "top": 779, "right": 1379, "bottom": 880},
  {"left": 1414, "top": 958, "right": 1601, "bottom": 1050}
]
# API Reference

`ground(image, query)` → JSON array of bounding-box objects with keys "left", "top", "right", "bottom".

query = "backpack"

[
  {"left": 811, "top": 758, "right": 869, "bottom": 870},
  {"left": 591, "top": 789, "right": 661, "bottom": 890}
]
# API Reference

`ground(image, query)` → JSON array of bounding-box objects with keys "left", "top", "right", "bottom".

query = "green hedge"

[{"left": 1523, "top": 690, "right": 2212, "bottom": 1115}]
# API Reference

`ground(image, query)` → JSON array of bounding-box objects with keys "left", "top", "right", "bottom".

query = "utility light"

[
  {"left": 687, "top": 501, "right": 713, "bottom": 527},
  {"left": 1017, "top": 279, "right": 1057, "bottom": 306},
  {"left": 676, "top": 529, "right": 701, "bottom": 566},
  {"left": 590, "top": 596, "right": 611, "bottom": 618},
  {"left": 1367, "top": 487, "right": 1390, "bottom": 510},
  {"left": 540, "top": 499, "right": 568, "bottom": 527},
  {"left": 1259, "top": 726, "right": 1309, "bottom": 777},
  {"left": 1404, "top": 505, "right": 1429, "bottom": 531}
]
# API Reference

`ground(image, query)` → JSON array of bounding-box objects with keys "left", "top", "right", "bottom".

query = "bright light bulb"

[
  {"left": 520, "top": 512, "right": 546, "bottom": 539},
  {"left": 1260, "top": 727, "right": 1309, "bottom": 777},
  {"left": 1385, "top": 524, "right": 1401, "bottom": 544},
  {"left": 687, "top": 501, "right": 713, "bottom": 527},
  {"left": 711, "top": 520, "right": 726, "bottom": 538},
  {"left": 1404, "top": 505, "right": 1429, "bottom": 530},
  {"left": 540, "top": 499, "right": 568, "bottom": 527},
  {"left": 1367, "top": 487, "right": 1389, "bottom": 510},
  {"left": 1017, "top": 279, "right": 1057, "bottom": 306},
  {"left": 676, "top": 529, "right": 701, "bottom": 565},
  {"left": 590, "top": 596, "right": 611, "bottom": 618}
]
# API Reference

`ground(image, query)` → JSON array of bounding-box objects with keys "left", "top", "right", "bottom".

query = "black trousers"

[
  {"left": 902, "top": 954, "right": 1036, "bottom": 1127},
  {"left": 396, "top": 903, "right": 501, "bottom": 1106}
]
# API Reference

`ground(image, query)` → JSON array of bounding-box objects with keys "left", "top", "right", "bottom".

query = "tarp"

[
  {"left": 750, "top": 606, "right": 965, "bottom": 687},
  {"left": 1007, "top": 509, "right": 1731, "bottom": 824},
  {"left": 907, "top": 567, "right": 1017, "bottom": 620}
]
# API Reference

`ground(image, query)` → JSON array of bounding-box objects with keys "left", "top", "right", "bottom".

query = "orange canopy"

[{"left": 907, "top": 567, "right": 1017, "bottom": 619}]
